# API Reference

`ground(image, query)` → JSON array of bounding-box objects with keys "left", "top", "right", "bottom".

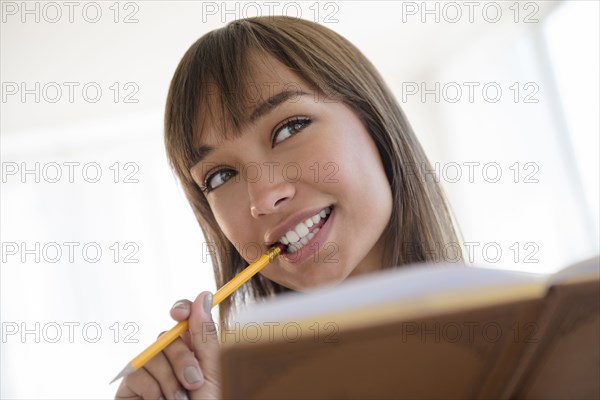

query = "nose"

[{"left": 248, "top": 165, "right": 295, "bottom": 218}]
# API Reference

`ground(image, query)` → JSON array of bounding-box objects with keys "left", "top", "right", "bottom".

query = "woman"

[{"left": 116, "top": 16, "right": 462, "bottom": 400}]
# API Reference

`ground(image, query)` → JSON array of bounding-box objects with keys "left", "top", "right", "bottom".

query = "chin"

[{"left": 282, "top": 264, "right": 354, "bottom": 292}]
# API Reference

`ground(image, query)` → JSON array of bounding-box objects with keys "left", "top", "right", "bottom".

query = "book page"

[
  {"left": 234, "top": 263, "right": 547, "bottom": 328},
  {"left": 546, "top": 255, "right": 600, "bottom": 286}
]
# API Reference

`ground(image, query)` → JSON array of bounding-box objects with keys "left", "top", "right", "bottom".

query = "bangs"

[
  {"left": 194, "top": 28, "right": 258, "bottom": 146},
  {"left": 176, "top": 20, "right": 319, "bottom": 178},
  {"left": 195, "top": 46, "right": 294, "bottom": 146},
  {"left": 166, "top": 22, "right": 271, "bottom": 181}
]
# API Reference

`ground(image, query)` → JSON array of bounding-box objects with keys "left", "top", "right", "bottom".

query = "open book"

[{"left": 220, "top": 257, "right": 599, "bottom": 399}]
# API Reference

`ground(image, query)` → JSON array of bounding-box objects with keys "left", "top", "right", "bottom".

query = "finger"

[
  {"left": 170, "top": 299, "right": 192, "bottom": 321},
  {"left": 188, "top": 292, "right": 220, "bottom": 382},
  {"left": 162, "top": 334, "right": 205, "bottom": 391},
  {"left": 142, "top": 349, "right": 188, "bottom": 400},
  {"left": 168, "top": 302, "right": 193, "bottom": 349},
  {"left": 115, "top": 367, "right": 162, "bottom": 400}
]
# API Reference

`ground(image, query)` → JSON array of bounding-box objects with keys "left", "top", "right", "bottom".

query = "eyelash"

[
  {"left": 200, "top": 116, "right": 312, "bottom": 194},
  {"left": 199, "top": 167, "right": 235, "bottom": 194},
  {"left": 271, "top": 116, "right": 312, "bottom": 146}
]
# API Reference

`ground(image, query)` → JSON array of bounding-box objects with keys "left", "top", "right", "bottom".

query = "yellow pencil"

[{"left": 110, "top": 244, "right": 284, "bottom": 384}]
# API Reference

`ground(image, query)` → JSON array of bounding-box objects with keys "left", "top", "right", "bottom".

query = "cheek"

[
  {"left": 329, "top": 119, "right": 393, "bottom": 228},
  {"left": 319, "top": 124, "right": 388, "bottom": 197},
  {"left": 209, "top": 197, "right": 250, "bottom": 243}
]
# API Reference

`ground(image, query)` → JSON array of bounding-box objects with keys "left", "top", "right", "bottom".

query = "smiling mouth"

[{"left": 273, "top": 206, "right": 333, "bottom": 254}]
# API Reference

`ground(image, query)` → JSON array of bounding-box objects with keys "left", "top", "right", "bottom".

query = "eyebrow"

[
  {"left": 250, "top": 90, "right": 308, "bottom": 123},
  {"left": 190, "top": 145, "right": 215, "bottom": 170},
  {"left": 190, "top": 90, "right": 308, "bottom": 167}
]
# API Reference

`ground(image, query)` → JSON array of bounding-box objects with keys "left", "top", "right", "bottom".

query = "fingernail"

[
  {"left": 175, "top": 389, "right": 189, "bottom": 400},
  {"left": 172, "top": 301, "right": 189, "bottom": 310},
  {"left": 184, "top": 365, "right": 203, "bottom": 384},
  {"left": 203, "top": 293, "right": 213, "bottom": 314}
]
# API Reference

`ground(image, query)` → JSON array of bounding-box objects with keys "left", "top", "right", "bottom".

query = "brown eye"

[
  {"left": 272, "top": 117, "right": 311, "bottom": 146},
  {"left": 204, "top": 169, "right": 237, "bottom": 192}
]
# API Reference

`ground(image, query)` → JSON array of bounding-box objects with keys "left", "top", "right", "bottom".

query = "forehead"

[{"left": 195, "top": 54, "right": 313, "bottom": 148}]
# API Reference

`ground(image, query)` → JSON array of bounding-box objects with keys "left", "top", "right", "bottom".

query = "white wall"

[
  {"left": 1, "top": 1, "right": 598, "bottom": 398},
  {"left": 403, "top": 1, "right": 599, "bottom": 272}
]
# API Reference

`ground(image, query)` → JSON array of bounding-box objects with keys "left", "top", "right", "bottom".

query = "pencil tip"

[
  {"left": 276, "top": 243, "right": 287, "bottom": 253},
  {"left": 110, "top": 364, "right": 135, "bottom": 384}
]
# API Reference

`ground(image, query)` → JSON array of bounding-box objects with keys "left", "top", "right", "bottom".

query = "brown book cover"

[{"left": 220, "top": 257, "right": 599, "bottom": 399}]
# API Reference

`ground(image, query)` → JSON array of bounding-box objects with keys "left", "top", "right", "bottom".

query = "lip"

[
  {"left": 279, "top": 207, "right": 335, "bottom": 264},
  {"left": 265, "top": 205, "right": 334, "bottom": 245}
]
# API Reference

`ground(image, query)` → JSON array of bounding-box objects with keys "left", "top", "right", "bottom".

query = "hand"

[{"left": 115, "top": 291, "right": 221, "bottom": 400}]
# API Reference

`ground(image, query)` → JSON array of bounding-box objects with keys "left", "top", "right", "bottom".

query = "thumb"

[{"left": 188, "top": 291, "right": 220, "bottom": 383}]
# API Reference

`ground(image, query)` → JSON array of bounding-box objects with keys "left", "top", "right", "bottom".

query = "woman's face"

[{"left": 190, "top": 56, "right": 393, "bottom": 290}]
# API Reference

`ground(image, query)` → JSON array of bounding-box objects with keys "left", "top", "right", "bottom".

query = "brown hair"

[{"left": 164, "top": 16, "right": 463, "bottom": 327}]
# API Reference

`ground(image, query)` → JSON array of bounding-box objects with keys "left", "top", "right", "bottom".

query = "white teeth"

[
  {"left": 278, "top": 207, "right": 332, "bottom": 252},
  {"left": 295, "top": 222, "right": 309, "bottom": 237},
  {"left": 286, "top": 230, "right": 300, "bottom": 243}
]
